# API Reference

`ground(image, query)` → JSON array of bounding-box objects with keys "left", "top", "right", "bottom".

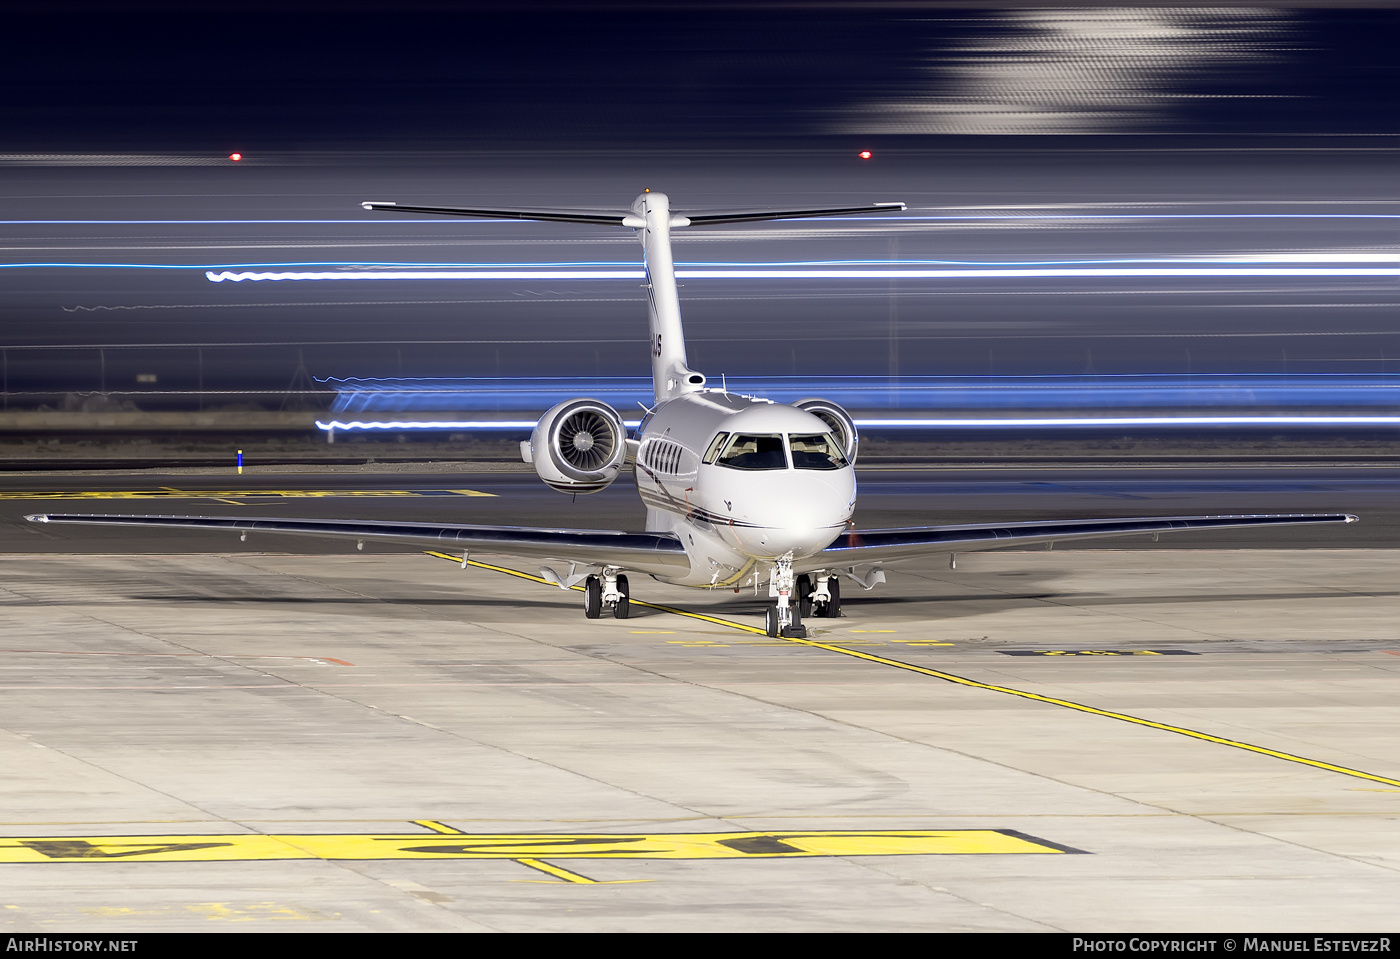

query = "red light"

[
  {"left": 858, "top": 150, "right": 872, "bottom": 160},
  {"left": 228, "top": 153, "right": 242, "bottom": 162}
]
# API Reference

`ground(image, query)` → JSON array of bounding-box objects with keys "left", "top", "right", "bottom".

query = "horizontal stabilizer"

[
  {"left": 814, "top": 513, "right": 1357, "bottom": 568},
  {"left": 362, "top": 200, "right": 907, "bottom": 228},
  {"left": 361, "top": 201, "right": 630, "bottom": 226},
  {"left": 679, "top": 202, "right": 905, "bottom": 226}
]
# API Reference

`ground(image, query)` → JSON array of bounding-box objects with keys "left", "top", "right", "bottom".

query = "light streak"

[
  {"left": 314, "top": 415, "right": 1400, "bottom": 433},
  {"left": 3, "top": 214, "right": 1400, "bottom": 225},
  {"left": 851, "top": 416, "right": 1400, "bottom": 428},
  {"left": 315, "top": 419, "right": 643, "bottom": 431},
  {"left": 322, "top": 374, "right": 1400, "bottom": 417},
  {"left": 209, "top": 267, "right": 1400, "bottom": 282},
  {"left": 209, "top": 270, "right": 645, "bottom": 282}
]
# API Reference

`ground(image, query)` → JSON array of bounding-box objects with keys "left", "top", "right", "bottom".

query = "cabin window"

[
  {"left": 702, "top": 432, "right": 730, "bottom": 465},
  {"left": 714, "top": 433, "right": 788, "bottom": 471},
  {"left": 789, "top": 433, "right": 849, "bottom": 470},
  {"left": 645, "top": 439, "right": 687, "bottom": 474}
]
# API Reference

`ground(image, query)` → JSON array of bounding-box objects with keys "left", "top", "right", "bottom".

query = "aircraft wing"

[
  {"left": 811, "top": 513, "right": 1357, "bottom": 569},
  {"left": 25, "top": 513, "right": 690, "bottom": 577}
]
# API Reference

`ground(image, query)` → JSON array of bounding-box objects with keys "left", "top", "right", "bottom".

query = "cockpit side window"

[
  {"left": 702, "top": 432, "right": 730, "bottom": 465},
  {"left": 714, "top": 433, "right": 789, "bottom": 471},
  {"left": 789, "top": 432, "right": 849, "bottom": 470}
]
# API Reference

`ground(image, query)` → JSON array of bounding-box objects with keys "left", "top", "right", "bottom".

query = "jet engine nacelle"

[
  {"left": 526, "top": 398, "right": 628, "bottom": 494},
  {"left": 792, "top": 398, "right": 859, "bottom": 465}
]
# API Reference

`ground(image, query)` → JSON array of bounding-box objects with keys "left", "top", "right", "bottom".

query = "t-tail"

[{"left": 362, "top": 193, "right": 905, "bottom": 404}]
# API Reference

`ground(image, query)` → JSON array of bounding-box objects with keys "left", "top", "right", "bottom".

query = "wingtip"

[
  {"left": 1345, "top": 514, "right": 1360, "bottom": 524},
  {"left": 361, "top": 201, "right": 395, "bottom": 210},
  {"left": 25, "top": 514, "right": 49, "bottom": 523}
]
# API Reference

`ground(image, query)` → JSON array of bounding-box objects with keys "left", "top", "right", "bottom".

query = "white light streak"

[
  {"left": 316, "top": 416, "right": 1400, "bottom": 432},
  {"left": 209, "top": 270, "right": 645, "bottom": 282},
  {"left": 315, "top": 420, "right": 643, "bottom": 431},
  {"left": 212, "top": 267, "right": 1400, "bottom": 283},
  {"left": 852, "top": 416, "right": 1400, "bottom": 428}
]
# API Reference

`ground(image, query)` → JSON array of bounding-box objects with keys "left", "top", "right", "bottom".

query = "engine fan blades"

[{"left": 557, "top": 409, "right": 617, "bottom": 472}]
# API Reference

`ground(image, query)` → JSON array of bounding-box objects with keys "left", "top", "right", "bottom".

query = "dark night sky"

[
  {"left": 1, "top": 3, "right": 1395, "bottom": 403},
  {"left": 2, "top": 2, "right": 1396, "bottom": 151}
]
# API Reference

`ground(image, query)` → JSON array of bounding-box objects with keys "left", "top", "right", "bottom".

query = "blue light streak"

[
  {"left": 318, "top": 374, "right": 1400, "bottom": 433},
  {"left": 323, "top": 374, "right": 1400, "bottom": 415}
]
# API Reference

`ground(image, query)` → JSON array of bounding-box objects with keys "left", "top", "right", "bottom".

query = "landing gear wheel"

[
  {"left": 765, "top": 607, "right": 780, "bottom": 638},
  {"left": 583, "top": 575, "right": 602, "bottom": 619},
  {"left": 612, "top": 574, "right": 630, "bottom": 619},
  {"left": 817, "top": 577, "right": 842, "bottom": 618},
  {"left": 797, "top": 574, "right": 814, "bottom": 618},
  {"left": 783, "top": 602, "right": 807, "bottom": 639}
]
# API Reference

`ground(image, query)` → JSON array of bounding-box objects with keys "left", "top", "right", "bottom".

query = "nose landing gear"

[
  {"left": 766, "top": 556, "right": 807, "bottom": 638},
  {"left": 583, "top": 570, "right": 630, "bottom": 620}
]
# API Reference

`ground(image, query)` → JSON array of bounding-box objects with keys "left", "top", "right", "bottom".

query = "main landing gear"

[
  {"left": 797, "top": 572, "right": 841, "bottom": 620},
  {"left": 583, "top": 570, "right": 630, "bottom": 619}
]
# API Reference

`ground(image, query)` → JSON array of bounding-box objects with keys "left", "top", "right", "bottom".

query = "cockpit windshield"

[
  {"left": 714, "top": 433, "right": 788, "bottom": 471},
  {"left": 789, "top": 433, "right": 849, "bottom": 470}
]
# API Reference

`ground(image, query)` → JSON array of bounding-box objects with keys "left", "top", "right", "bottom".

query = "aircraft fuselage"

[{"left": 633, "top": 391, "right": 855, "bottom": 588}]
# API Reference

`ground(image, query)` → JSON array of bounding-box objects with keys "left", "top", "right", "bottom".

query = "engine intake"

[
  {"left": 528, "top": 399, "right": 628, "bottom": 494},
  {"left": 792, "top": 398, "right": 859, "bottom": 465}
]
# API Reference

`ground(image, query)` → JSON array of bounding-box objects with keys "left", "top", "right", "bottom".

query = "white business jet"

[{"left": 29, "top": 191, "right": 1355, "bottom": 637}]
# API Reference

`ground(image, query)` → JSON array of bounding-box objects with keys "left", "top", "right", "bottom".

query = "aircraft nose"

[{"left": 733, "top": 471, "right": 853, "bottom": 559}]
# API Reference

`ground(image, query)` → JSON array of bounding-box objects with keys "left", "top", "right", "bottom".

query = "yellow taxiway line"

[{"left": 424, "top": 550, "right": 1400, "bottom": 790}]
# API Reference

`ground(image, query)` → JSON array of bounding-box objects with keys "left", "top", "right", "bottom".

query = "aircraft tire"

[
  {"left": 765, "top": 607, "right": 780, "bottom": 637},
  {"left": 613, "top": 575, "right": 630, "bottom": 619},
  {"left": 817, "top": 577, "right": 842, "bottom": 618},
  {"left": 584, "top": 576, "right": 602, "bottom": 619},
  {"left": 784, "top": 601, "right": 806, "bottom": 638},
  {"left": 797, "top": 574, "right": 814, "bottom": 618}
]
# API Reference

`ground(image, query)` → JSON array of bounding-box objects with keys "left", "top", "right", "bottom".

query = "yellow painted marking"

[
  {"left": 774, "top": 636, "right": 1400, "bottom": 788},
  {"left": 1008, "top": 649, "right": 1191, "bottom": 657},
  {"left": 1, "top": 488, "right": 495, "bottom": 501},
  {"left": 412, "top": 820, "right": 463, "bottom": 834},
  {"left": 514, "top": 858, "right": 600, "bottom": 883},
  {"left": 425, "top": 550, "right": 770, "bottom": 633},
  {"left": 0, "top": 829, "right": 1072, "bottom": 863},
  {"left": 422, "top": 550, "right": 1400, "bottom": 790},
  {"left": 85, "top": 902, "right": 321, "bottom": 921}
]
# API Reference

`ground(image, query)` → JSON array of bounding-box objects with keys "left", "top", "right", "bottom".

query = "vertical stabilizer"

[
  {"left": 629, "top": 192, "right": 704, "bottom": 403},
  {"left": 362, "top": 193, "right": 904, "bottom": 406}
]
